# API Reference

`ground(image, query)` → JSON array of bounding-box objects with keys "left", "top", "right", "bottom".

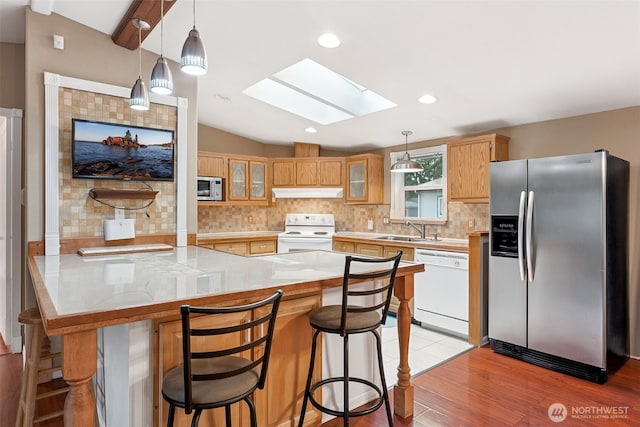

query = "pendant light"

[
  {"left": 180, "top": 0, "right": 207, "bottom": 75},
  {"left": 150, "top": 0, "right": 173, "bottom": 94},
  {"left": 390, "top": 130, "right": 423, "bottom": 173},
  {"left": 130, "top": 18, "right": 150, "bottom": 111}
]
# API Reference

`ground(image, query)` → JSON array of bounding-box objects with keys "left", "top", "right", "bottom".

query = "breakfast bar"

[{"left": 28, "top": 247, "right": 423, "bottom": 426}]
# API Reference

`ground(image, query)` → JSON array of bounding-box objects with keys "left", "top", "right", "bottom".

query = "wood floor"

[{"left": 1, "top": 341, "right": 638, "bottom": 426}]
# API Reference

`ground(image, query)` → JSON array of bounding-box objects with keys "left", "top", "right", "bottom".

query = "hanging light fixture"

[
  {"left": 390, "top": 130, "right": 423, "bottom": 173},
  {"left": 180, "top": 0, "right": 207, "bottom": 75},
  {"left": 150, "top": 0, "right": 173, "bottom": 94},
  {"left": 130, "top": 18, "right": 150, "bottom": 111}
]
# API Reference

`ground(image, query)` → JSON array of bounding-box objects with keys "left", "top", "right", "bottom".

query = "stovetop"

[{"left": 281, "top": 213, "right": 335, "bottom": 237}]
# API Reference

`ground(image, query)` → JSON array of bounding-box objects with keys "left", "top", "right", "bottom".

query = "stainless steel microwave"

[{"left": 197, "top": 176, "right": 223, "bottom": 201}]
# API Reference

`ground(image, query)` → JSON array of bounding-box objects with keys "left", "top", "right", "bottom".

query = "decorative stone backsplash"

[
  {"left": 58, "top": 88, "right": 177, "bottom": 238},
  {"left": 198, "top": 200, "right": 489, "bottom": 238}
]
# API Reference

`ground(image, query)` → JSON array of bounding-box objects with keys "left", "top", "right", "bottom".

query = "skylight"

[{"left": 242, "top": 58, "right": 396, "bottom": 125}]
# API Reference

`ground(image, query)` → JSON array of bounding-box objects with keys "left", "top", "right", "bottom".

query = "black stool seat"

[
  {"left": 163, "top": 357, "right": 260, "bottom": 407},
  {"left": 298, "top": 251, "right": 402, "bottom": 426},
  {"left": 309, "top": 305, "right": 380, "bottom": 332}
]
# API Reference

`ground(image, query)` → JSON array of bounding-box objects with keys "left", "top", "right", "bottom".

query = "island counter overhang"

[{"left": 28, "top": 247, "right": 424, "bottom": 426}]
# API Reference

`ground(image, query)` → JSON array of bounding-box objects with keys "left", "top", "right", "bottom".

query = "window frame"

[{"left": 389, "top": 144, "right": 448, "bottom": 224}]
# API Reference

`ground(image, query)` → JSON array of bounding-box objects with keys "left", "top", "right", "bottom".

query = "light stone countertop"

[
  {"left": 197, "top": 231, "right": 281, "bottom": 239},
  {"left": 334, "top": 231, "right": 469, "bottom": 252},
  {"left": 32, "top": 247, "right": 419, "bottom": 318}
]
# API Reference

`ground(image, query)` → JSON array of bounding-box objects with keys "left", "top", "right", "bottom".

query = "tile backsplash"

[
  {"left": 58, "top": 88, "right": 177, "bottom": 238},
  {"left": 198, "top": 200, "right": 488, "bottom": 238}
]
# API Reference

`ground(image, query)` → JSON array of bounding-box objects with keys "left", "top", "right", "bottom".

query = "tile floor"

[{"left": 381, "top": 319, "right": 474, "bottom": 387}]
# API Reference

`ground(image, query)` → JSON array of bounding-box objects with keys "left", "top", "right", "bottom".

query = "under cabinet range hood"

[{"left": 271, "top": 187, "right": 343, "bottom": 199}]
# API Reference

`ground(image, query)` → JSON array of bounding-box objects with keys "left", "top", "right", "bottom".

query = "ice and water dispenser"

[{"left": 491, "top": 216, "right": 519, "bottom": 258}]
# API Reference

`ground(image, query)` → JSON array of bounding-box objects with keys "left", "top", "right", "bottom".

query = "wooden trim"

[
  {"left": 111, "top": 0, "right": 178, "bottom": 50},
  {"left": 446, "top": 133, "right": 510, "bottom": 147},
  {"left": 28, "top": 241, "right": 45, "bottom": 257},
  {"left": 27, "top": 234, "right": 197, "bottom": 257},
  {"left": 467, "top": 232, "right": 489, "bottom": 346},
  {"left": 293, "top": 142, "right": 320, "bottom": 157},
  {"left": 88, "top": 188, "right": 159, "bottom": 200}
]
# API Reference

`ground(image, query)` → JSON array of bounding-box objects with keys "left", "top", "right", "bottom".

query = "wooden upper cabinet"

[
  {"left": 228, "top": 159, "right": 249, "bottom": 201},
  {"left": 270, "top": 157, "right": 344, "bottom": 188},
  {"left": 250, "top": 161, "right": 267, "bottom": 200},
  {"left": 448, "top": 133, "right": 510, "bottom": 203},
  {"left": 318, "top": 159, "right": 343, "bottom": 186},
  {"left": 271, "top": 159, "right": 296, "bottom": 187},
  {"left": 228, "top": 158, "right": 268, "bottom": 202},
  {"left": 345, "top": 154, "right": 383, "bottom": 204},
  {"left": 295, "top": 159, "right": 318, "bottom": 186},
  {"left": 197, "top": 151, "right": 226, "bottom": 178}
]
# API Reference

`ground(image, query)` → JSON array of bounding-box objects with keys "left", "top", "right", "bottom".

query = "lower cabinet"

[
  {"left": 355, "top": 242, "right": 383, "bottom": 257},
  {"left": 154, "top": 294, "right": 322, "bottom": 427},
  {"left": 333, "top": 240, "right": 355, "bottom": 253},
  {"left": 198, "top": 237, "right": 277, "bottom": 256},
  {"left": 249, "top": 240, "right": 277, "bottom": 255},
  {"left": 214, "top": 241, "right": 249, "bottom": 255}
]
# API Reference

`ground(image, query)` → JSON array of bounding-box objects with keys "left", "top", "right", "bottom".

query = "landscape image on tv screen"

[{"left": 72, "top": 119, "right": 175, "bottom": 181}]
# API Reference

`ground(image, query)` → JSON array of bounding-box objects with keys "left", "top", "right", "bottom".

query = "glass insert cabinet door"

[
  {"left": 250, "top": 161, "right": 266, "bottom": 199},
  {"left": 348, "top": 159, "right": 366, "bottom": 200},
  {"left": 229, "top": 159, "right": 248, "bottom": 200}
]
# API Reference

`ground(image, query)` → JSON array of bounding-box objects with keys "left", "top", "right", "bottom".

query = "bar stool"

[
  {"left": 298, "top": 251, "right": 402, "bottom": 427},
  {"left": 162, "top": 290, "right": 283, "bottom": 427},
  {"left": 15, "top": 307, "right": 69, "bottom": 427}
]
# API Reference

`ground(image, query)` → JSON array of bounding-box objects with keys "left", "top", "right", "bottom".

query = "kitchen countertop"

[
  {"left": 30, "top": 247, "right": 422, "bottom": 331},
  {"left": 196, "top": 230, "right": 472, "bottom": 252},
  {"left": 197, "top": 231, "right": 280, "bottom": 240},
  {"left": 334, "top": 231, "right": 470, "bottom": 253},
  {"left": 29, "top": 246, "right": 424, "bottom": 426}
]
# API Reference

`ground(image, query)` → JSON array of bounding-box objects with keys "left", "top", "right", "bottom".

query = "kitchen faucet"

[{"left": 405, "top": 221, "right": 426, "bottom": 239}]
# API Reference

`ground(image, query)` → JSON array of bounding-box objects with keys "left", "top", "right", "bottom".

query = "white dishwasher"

[{"left": 414, "top": 249, "right": 469, "bottom": 337}]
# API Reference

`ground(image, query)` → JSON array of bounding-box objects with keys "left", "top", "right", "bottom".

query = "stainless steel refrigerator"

[{"left": 488, "top": 151, "right": 629, "bottom": 383}]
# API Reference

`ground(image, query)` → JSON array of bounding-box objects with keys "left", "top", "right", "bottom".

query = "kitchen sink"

[
  {"left": 373, "top": 235, "right": 468, "bottom": 245},
  {"left": 374, "top": 235, "right": 427, "bottom": 242}
]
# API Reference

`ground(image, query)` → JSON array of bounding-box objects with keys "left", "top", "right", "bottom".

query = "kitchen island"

[{"left": 28, "top": 246, "right": 423, "bottom": 427}]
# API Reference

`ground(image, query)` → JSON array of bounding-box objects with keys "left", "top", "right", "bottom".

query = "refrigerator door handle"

[
  {"left": 518, "top": 190, "right": 526, "bottom": 281},
  {"left": 526, "top": 190, "right": 535, "bottom": 282}
]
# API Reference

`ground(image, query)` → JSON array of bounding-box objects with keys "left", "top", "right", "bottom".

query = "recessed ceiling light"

[
  {"left": 317, "top": 33, "right": 340, "bottom": 48},
  {"left": 418, "top": 94, "right": 438, "bottom": 104},
  {"left": 305, "top": 127, "right": 318, "bottom": 134}
]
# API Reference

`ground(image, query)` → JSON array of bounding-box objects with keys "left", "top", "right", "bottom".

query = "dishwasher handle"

[{"left": 415, "top": 250, "right": 468, "bottom": 269}]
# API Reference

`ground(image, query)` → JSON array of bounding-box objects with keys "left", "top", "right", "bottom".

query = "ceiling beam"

[{"left": 112, "top": 0, "right": 177, "bottom": 50}]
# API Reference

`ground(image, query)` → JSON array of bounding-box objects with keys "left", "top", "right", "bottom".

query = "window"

[{"left": 390, "top": 145, "right": 447, "bottom": 222}]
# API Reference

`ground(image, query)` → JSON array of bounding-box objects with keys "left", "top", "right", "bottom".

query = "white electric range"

[{"left": 277, "top": 213, "right": 335, "bottom": 253}]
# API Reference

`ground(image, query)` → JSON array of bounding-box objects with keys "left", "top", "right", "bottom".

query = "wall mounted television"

[{"left": 72, "top": 119, "right": 175, "bottom": 181}]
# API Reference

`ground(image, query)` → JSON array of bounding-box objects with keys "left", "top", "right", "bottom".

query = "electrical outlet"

[
  {"left": 467, "top": 218, "right": 476, "bottom": 231},
  {"left": 115, "top": 208, "right": 125, "bottom": 219},
  {"left": 383, "top": 217, "right": 389, "bottom": 224},
  {"left": 367, "top": 219, "right": 374, "bottom": 230},
  {"left": 247, "top": 215, "right": 253, "bottom": 223}
]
